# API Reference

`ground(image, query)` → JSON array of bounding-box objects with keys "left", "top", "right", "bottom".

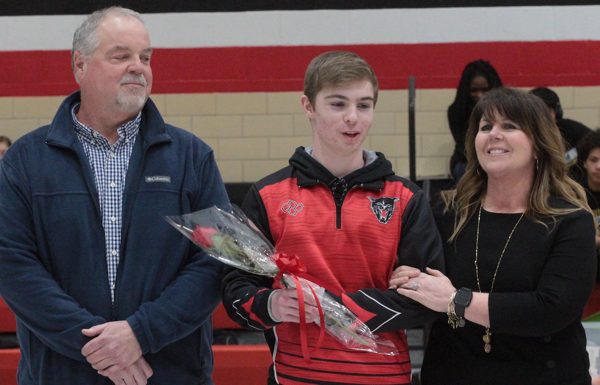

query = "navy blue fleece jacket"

[{"left": 0, "top": 92, "right": 228, "bottom": 384}]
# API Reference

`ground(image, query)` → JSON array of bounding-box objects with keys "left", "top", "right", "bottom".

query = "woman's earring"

[{"left": 536, "top": 158, "right": 539, "bottom": 170}]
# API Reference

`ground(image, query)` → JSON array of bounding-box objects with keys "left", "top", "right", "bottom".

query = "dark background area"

[{"left": 2, "top": 0, "right": 600, "bottom": 16}]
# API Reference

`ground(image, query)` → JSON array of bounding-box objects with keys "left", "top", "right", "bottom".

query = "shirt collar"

[{"left": 71, "top": 103, "right": 141, "bottom": 144}]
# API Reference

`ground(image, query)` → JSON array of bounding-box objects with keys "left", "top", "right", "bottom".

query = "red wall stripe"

[{"left": 2, "top": 41, "right": 600, "bottom": 97}]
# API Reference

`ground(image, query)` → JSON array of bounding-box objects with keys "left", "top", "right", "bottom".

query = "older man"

[{"left": 0, "top": 7, "right": 228, "bottom": 384}]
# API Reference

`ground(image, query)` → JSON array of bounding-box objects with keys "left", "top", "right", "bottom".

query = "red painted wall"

[{"left": 2, "top": 41, "right": 599, "bottom": 97}]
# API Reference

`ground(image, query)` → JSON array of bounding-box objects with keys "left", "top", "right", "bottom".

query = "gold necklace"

[{"left": 475, "top": 203, "right": 524, "bottom": 354}]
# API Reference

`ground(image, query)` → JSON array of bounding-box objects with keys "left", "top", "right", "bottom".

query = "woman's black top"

[{"left": 422, "top": 199, "right": 596, "bottom": 385}]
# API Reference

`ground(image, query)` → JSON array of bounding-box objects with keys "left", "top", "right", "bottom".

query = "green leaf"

[{"left": 211, "top": 233, "right": 244, "bottom": 257}]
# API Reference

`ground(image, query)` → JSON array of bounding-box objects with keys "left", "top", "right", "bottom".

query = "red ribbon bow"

[
  {"left": 271, "top": 253, "right": 325, "bottom": 363},
  {"left": 272, "top": 253, "right": 306, "bottom": 279}
]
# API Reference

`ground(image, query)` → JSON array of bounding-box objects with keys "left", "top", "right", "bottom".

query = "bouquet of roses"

[{"left": 165, "top": 205, "right": 398, "bottom": 358}]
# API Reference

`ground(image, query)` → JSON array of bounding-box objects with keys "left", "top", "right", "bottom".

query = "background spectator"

[
  {"left": 448, "top": 59, "right": 503, "bottom": 183},
  {"left": 0, "top": 136, "right": 11, "bottom": 165},
  {"left": 530, "top": 86, "right": 591, "bottom": 182},
  {"left": 577, "top": 128, "right": 600, "bottom": 280}
]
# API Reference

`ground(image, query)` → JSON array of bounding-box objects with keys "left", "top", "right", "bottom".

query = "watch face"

[{"left": 455, "top": 289, "right": 472, "bottom": 306}]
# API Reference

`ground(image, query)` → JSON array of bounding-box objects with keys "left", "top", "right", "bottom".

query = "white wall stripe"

[
  {"left": 0, "top": 15, "right": 85, "bottom": 51},
  {"left": 1, "top": 6, "right": 600, "bottom": 52}
]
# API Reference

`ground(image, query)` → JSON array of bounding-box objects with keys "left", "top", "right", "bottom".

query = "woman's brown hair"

[{"left": 442, "top": 87, "right": 591, "bottom": 240}]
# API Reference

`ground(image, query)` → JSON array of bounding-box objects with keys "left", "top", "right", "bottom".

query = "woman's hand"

[{"left": 395, "top": 267, "right": 456, "bottom": 313}]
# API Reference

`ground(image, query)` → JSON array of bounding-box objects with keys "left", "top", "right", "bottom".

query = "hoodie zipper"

[{"left": 329, "top": 178, "right": 349, "bottom": 229}]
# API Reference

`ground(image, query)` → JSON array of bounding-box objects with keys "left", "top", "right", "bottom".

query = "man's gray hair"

[{"left": 71, "top": 6, "right": 144, "bottom": 72}]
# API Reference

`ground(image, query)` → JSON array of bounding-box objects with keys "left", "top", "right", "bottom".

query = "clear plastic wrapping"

[{"left": 165, "top": 205, "right": 398, "bottom": 355}]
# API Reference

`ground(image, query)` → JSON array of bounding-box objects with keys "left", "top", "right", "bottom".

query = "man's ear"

[
  {"left": 72, "top": 51, "right": 86, "bottom": 82},
  {"left": 300, "top": 95, "right": 314, "bottom": 118}
]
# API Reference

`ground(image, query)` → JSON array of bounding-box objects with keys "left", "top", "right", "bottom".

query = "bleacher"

[
  {"left": 0, "top": 298, "right": 18, "bottom": 385},
  {"left": 212, "top": 303, "right": 271, "bottom": 385}
]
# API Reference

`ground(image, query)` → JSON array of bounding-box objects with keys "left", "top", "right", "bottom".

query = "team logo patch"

[
  {"left": 368, "top": 196, "right": 400, "bottom": 224},
  {"left": 282, "top": 200, "right": 303, "bottom": 216}
]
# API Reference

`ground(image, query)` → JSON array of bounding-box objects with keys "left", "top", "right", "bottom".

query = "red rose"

[{"left": 190, "top": 226, "right": 218, "bottom": 248}]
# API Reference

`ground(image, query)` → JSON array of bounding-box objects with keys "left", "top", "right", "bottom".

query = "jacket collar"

[
  {"left": 289, "top": 146, "right": 394, "bottom": 191},
  {"left": 46, "top": 91, "right": 171, "bottom": 149}
]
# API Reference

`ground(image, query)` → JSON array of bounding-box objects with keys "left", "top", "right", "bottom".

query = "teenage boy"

[{"left": 221, "top": 51, "right": 444, "bottom": 385}]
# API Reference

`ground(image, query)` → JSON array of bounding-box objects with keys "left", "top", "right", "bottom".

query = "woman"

[
  {"left": 449, "top": 59, "right": 502, "bottom": 182},
  {"left": 391, "top": 88, "right": 596, "bottom": 384}
]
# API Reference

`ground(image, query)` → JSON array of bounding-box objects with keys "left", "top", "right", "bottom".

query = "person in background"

[
  {"left": 448, "top": 59, "right": 503, "bottom": 183},
  {"left": 577, "top": 129, "right": 600, "bottom": 385},
  {"left": 391, "top": 88, "right": 596, "bottom": 384},
  {"left": 0, "top": 7, "right": 228, "bottom": 384},
  {"left": 530, "top": 86, "right": 591, "bottom": 182},
  {"left": 222, "top": 51, "right": 445, "bottom": 385},
  {"left": 577, "top": 128, "right": 600, "bottom": 278},
  {"left": 0, "top": 136, "right": 11, "bottom": 167}
]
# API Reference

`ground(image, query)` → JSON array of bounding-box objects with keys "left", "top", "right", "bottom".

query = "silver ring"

[{"left": 412, "top": 282, "right": 418, "bottom": 291}]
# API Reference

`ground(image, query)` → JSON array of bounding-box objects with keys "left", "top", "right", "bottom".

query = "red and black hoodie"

[{"left": 221, "top": 147, "right": 445, "bottom": 385}]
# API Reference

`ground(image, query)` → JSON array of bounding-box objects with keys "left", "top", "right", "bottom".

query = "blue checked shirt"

[{"left": 72, "top": 104, "right": 140, "bottom": 302}]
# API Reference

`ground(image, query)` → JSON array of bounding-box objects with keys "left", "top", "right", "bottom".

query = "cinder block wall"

[{"left": 1, "top": 86, "right": 598, "bottom": 182}]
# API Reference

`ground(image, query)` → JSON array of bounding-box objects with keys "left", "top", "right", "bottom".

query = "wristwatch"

[{"left": 454, "top": 288, "right": 473, "bottom": 318}]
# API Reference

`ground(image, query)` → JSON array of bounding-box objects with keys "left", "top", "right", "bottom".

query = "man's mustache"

[{"left": 120, "top": 74, "right": 147, "bottom": 86}]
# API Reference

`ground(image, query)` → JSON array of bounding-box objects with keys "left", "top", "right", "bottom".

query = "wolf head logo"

[{"left": 368, "top": 196, "right": 400, "bottom": 224}]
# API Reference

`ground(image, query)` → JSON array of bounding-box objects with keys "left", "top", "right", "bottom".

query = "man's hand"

[
  {"left": 108, "top": 356, "right": 153, "bottom": 385},
  {"left": 81, "top": 321, "right": 142, "bottom": 376},
  {"left": 388, "top": 265, "right": 421, "bottom": 289},
  {"left": 270, "top": 288, "right": 320, "bottom": 323}
]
